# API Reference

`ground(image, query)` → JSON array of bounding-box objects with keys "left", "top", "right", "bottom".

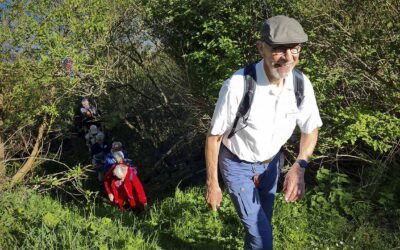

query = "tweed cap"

[{"left": 261, "top": 15, "right": 308, "bottom": 45}]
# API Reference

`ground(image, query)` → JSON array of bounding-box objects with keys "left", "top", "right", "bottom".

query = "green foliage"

[
  {"left": 0, "top": 188, "right": 159, "bottom": 249},
  {"left": 273, "top": 168, "right": 399, "bottom": 249},
  {"left": 0, "top": 0, "right": 116, "bottom": 173},
  {"left": 145, "top": 186, "right": 243, "bottom": 249},
  {"left": 2, "top": 185, "right": 399, "bottom": 249},
  {"left": 141, "top": 0, "right": 274, "bottom": 97},
  {"left": 333, "top": 110, "right": 400, "bottom": 153},
  {"left": 296, "top": 0, "right": 400, "bottom": 159}
]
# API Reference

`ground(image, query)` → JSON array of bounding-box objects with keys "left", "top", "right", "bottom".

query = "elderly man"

[{"left": 205, "top": 15, "right": 322, "bottom": 249}]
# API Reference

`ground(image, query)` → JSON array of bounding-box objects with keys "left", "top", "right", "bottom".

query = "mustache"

[{"left": 272, "top": 61, "right": 293, "bottom": 67}]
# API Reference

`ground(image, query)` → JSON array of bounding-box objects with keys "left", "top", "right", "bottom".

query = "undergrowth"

[
  {"left": 0, "top": 189, "right": 159, "bottom": 250},
  {"left": 1, "top": 168, "right": 399, "bottom": 250}
]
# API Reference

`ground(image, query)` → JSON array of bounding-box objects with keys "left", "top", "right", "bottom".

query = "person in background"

[
  {"left": 91, "top": 132, "right": 110, "bottom": 181},
  {"left": 104, "top": 141, "right": 129, "bottom": 173},
  {"left": 85, "top": 125, "right": 101, "bottom": 150},
  {"left": 79, "top": 97, "right": 101, "bottom": 133},
  {"left": 103, "top": 152, "right": 148, "bottom": 212},
  {"left": 80, "top": 97, "right": 98, "bottom": 120}
]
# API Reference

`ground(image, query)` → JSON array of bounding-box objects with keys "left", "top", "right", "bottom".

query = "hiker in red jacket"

[{"left": 104, "top": 158, "right": 148, "bottom": 212}]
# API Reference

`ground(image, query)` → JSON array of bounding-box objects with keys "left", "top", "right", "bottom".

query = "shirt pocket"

[
  {"left": 275, "top": 100, "right": 299, "bottom": 134},
  {"left": 279, "top": 96, "right": 299, "bottom": 121},
  {"left": 285, "top": 108, "right": 300, "bottom": 121}
]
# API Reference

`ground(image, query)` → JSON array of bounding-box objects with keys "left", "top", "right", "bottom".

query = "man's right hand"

[
  {"left": 205, "top": 185, "right": 223, "bottom": 212},
  {"left": 205, "top": 133, "right": 223, "bottom": 212},
  {"left": 108, "top": 193, "right": 114, "bottom": 202}
]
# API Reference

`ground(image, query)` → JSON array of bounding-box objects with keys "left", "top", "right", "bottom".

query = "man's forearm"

[
  {"left": 205, "top": 134, "right": 223, "bottom": 187},
  {"left": 297, "top": 128, "right": 318, "bottom": 161},
  {"left": 283, "top": 128, "right": 318, "bottom": 202}
]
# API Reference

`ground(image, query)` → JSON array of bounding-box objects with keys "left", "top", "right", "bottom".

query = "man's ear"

[{"left": 256, "top": 41, "right": 264, "bottom": 55}]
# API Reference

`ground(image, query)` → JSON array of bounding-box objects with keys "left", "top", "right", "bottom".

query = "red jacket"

[{"left": 104, "top": 163, "right": 147, "bottom": 211}]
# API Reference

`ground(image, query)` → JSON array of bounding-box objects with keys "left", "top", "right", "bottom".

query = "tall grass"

[
  {"left": 0, "top": 188, "right": 159, "bottom": 250},
  {"left": 1, "top": 180, "right": 399, "bottom": 249}
]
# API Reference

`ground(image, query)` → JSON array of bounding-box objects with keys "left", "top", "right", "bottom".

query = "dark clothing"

[{"left": 91, "top": 142, "right": 110, "bottom": 157}]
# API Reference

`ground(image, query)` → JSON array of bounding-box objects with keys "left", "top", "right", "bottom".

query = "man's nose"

[
  {"left": 278, "top": 48, "right": 294, "bottom": 62},
  {"left": 282, "top": 48, "right": 293, "bottom": 58}
]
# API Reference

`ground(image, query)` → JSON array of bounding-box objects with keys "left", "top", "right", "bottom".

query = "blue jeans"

[{"left": 219, "top": 145, "right": 281, "bottom": 250}]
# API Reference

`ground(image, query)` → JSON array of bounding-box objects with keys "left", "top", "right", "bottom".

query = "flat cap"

[{"left": 261, "top": 15, "right": 308, "bottom": 45}]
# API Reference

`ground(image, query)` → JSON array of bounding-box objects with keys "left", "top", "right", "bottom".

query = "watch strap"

[{"left": 296, "top": 159, "right": 308, "bottom": 169}]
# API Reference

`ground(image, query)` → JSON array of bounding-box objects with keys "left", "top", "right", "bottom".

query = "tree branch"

[
  {"left": 111, "top": 45, "right": 172, "bottom": 108},
  {"left": 153, "top": 130, "right": 198, "bottom": 171},
  {"left": 9, "top": 118, "right": 47, "bottom": 188}
]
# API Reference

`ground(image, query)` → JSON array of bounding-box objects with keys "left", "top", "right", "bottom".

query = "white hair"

[
  {"left": 89, "top": 125, "right": 98, "bottom": 135},
  {"left": 113, "top": 164, "right": 128, "bottom": 180},
  {"left": 112, "top": 151, "right": 125, "bottom": 163}
]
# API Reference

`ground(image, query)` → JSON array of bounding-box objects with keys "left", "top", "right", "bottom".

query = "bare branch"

[
  {"left": 10, "top": 118, "right": 47, "bottom": 187},
  {"left": 153, "top": 130, "right": 198, "bottom": 171}
]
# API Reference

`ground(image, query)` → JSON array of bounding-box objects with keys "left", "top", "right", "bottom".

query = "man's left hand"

[{"left": 282, "top": 163, "right": 305, "bottom": 202}]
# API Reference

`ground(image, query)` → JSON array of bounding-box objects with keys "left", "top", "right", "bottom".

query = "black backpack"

[{"left": 227, "top": 63, "right": 304, "bottom": 139}]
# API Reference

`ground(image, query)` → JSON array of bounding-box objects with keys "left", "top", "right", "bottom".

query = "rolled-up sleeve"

[{"left": 296, "top": 76, "right": 323, "bottom": 134}]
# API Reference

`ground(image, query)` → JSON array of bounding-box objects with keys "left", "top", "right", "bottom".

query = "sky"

[{"left": 0, "top": 0, "right": 12, "bottom": 10}]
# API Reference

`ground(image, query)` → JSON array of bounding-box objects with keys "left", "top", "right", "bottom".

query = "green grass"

[
  {"left": 1, "top": 184, "right": 399, "bottom": 250},
  {"left": 0, "top": 188, "right": 159, "bottom": 250}
]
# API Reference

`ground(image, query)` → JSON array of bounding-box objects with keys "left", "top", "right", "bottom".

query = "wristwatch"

[{"left": 296, "top": 159, "right": 308, "bottom": 169}]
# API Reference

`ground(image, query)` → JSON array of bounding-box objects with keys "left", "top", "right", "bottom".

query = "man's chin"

[
  {"left": 271, "top": 68, "right": 290, "bottom": 79},
  {"left": 276, "top": 65, "right": 293, "bottom": 77}
]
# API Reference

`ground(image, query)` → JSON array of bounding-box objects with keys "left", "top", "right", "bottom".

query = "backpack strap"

[
  {"left": 227, "top": 64, "right": 257, "bottom": 139},
  {"left": 293, "top": 68, "right": 304, "bottom": 107}
]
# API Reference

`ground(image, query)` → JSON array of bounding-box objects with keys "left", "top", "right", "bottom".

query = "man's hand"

[
  {"left": 205, "top": 184, "right": 223, "bottom": 212},
  {"left": 282, "top": 163, "right": 305, "bottom": 202},
  {"left": 108, "top": 193, "right": 114, "bottom": 202}
]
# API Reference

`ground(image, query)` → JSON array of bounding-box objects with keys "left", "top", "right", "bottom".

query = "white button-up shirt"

[{"left": 210, "top": 60, "right": 323, "bottom": 162}]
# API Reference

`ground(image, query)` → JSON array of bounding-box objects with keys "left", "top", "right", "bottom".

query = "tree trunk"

[
  {"left": 0, "top": 134, "right": 4, "bottom": 179},
  {"left": 10, "top": 119, "right": 47, "bottom": 187},
  {"left": 0, "top": 91, "right": 4, "bottom": 179}
]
